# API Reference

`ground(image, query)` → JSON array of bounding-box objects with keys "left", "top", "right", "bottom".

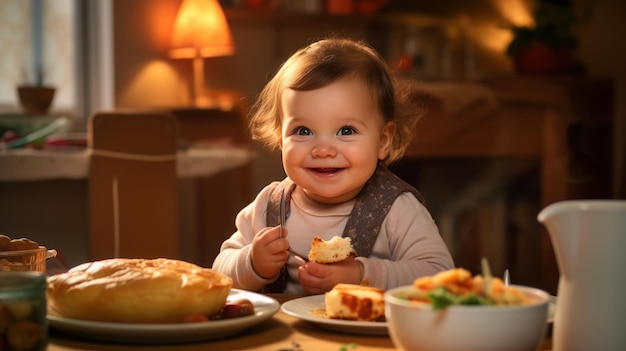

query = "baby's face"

[{"left": 280, "top": 77, "right": 393, "bottom": 205}]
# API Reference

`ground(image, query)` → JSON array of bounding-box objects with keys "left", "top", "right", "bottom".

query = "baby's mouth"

[{"left": 311, "top": 167, "right": 342, "bottom": 174}]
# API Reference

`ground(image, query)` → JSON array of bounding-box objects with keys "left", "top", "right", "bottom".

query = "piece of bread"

[
  {"left": 308, "top": 236, "right": 356, "bottom": 263},
  {"left": 46, "top": 258, "right": 232, "bottom": 323},
  {"left": 0, "top": 234, "right": 40, "bottom": 251},
  {"left": 325, "top": 283, "right": 385, "bottom": 321}
]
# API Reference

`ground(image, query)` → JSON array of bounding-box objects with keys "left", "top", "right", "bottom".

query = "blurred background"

[{"left": 0, "top": 0, "right": 623, "bottom": 295}]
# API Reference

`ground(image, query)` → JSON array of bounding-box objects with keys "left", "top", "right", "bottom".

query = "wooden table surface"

[{"left": 47, "top": 294, "right": 553, "bottom": 351}]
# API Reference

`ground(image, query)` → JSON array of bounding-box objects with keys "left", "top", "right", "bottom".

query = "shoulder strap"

[
  {"left": 342, "top": 164, "right": 424, "bottom": 257},
  {"left": 266, "top": 179, "right": 296, "bottom": 227},
  {"left": 262, "top": 179, "right": 295, "bottom": 293}
]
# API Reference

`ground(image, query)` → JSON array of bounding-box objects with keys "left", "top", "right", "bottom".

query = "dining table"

[{"left": 47, "top": 294, "right": 554, "bottom": 351}]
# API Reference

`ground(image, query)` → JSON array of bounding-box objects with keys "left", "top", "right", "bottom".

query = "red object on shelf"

[
  {"left": 327, "top": 0, "right": 355, "bottom": 15},
  {"left": 356, "top": 0, "right": 389, "bottom": 14},
  {"left": 44, "top": 133, "right": 87, "bottom": 149},
  {"left": 514, "top": 41, "right": 577, "bottom": 75},
  {"left": 244, "top": 0, "right": 267, "bottom": 11}
]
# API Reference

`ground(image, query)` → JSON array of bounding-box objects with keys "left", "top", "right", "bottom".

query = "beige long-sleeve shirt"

[{"left": 212, "top": 181, "right": 454, "bottom": 294}]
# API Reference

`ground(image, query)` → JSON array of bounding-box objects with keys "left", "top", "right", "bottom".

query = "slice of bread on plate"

[{"left": 325, "top": 283, "right": 385, "bottom": 321}]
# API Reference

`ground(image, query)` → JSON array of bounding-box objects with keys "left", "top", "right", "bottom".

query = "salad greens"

[{"left": 427, "top": 287, "right": 495, "bottom": 310}]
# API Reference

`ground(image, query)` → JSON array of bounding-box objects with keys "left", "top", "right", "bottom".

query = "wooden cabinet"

[{"left": 393, "top": 76, "right": 614, "bottom": 294}]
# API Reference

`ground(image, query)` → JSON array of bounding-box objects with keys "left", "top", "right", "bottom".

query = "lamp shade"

[{"left": 169, "top": 0, "right": 235, "bottom": 59}]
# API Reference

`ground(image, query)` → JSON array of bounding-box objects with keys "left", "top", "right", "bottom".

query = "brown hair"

[{"left": 248, "top": 37, "right": 422, "bottom": 164}]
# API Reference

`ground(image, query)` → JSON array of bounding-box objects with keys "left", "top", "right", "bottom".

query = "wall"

[{"left": 577, "top": 0, "right": 626, "bottom": 197}]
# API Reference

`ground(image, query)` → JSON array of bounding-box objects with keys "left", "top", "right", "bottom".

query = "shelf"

[{"left": 224, "top": 8, "right": 454, "bottom": 29}]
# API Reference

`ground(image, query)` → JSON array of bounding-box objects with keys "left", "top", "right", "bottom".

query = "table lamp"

[{"left": 169, "top": 0, "right": 235, "bottom": 107}]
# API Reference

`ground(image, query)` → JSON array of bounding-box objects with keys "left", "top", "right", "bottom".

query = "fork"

[
  {"left": 279, "top": 189, "right": 286, "bottom": 239},
  {"left": 279, "top": 189, "right": 309, "bottom": 262}
]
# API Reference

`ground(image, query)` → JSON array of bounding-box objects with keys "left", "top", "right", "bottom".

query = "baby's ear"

[{"left": 378, "top": 121, "right": 396, "bottom": 160}]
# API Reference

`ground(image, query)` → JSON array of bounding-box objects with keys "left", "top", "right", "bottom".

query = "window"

[{"left": 0, "top": 0, "right": 113, "bottom": 123}]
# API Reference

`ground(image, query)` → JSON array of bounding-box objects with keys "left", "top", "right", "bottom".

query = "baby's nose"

[{"left": 311, "top": 140, "right": 337, "bottom": 158}]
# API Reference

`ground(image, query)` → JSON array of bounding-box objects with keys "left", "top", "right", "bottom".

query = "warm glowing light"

[
  {"left": 169, "top": 0, "right": 235, "bottom": 106},
  {"left": 120, "top": 60, "right": 186, "bottom": 107},
  {"left": 478, "top": 27, "right": 515, "bottom": 54},
  {"left": 170, "top": 0, "right": 235, "bottom": 59},
  {"left": 493, "top": 0, "right": 535, "bottom": 28}
]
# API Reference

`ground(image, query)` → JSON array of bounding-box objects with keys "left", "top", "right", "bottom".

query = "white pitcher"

[{"left": 538, "top": 200, "right": 626, "bottom": 351}]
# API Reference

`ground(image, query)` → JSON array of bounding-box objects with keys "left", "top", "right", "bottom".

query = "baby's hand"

[
  {"left": 297, "top": 258, "right": 363, "bottom": 295},
  {"left": 250, "top": 225, "right": 290, "bottom": 280}
]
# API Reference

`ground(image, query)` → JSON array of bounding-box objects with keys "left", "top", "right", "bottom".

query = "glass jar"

[
  {"left": 0, "top": 247, "right": 48, "bottom": 272},
  {"left": 0, "top": 271, "right": 47, "bottom": 351}
]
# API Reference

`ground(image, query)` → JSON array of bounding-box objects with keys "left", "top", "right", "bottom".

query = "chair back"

[{"left": 88, "top": 111, "right": 179, "bottom": 260}]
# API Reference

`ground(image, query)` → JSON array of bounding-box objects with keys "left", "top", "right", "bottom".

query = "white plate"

[
  {"left": 48, "top": 289, "right": 279, "bottom": 344},
  {"left": 281, "top": 294, "right": 388, "bottom": 335}
]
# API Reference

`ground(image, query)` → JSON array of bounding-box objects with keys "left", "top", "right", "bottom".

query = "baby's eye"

[
  {"left": 338, "top": 126, "right": 357, "bottom": 136},
  {"left": 294, "top": 126, "right": 312, "bottom": 136}
]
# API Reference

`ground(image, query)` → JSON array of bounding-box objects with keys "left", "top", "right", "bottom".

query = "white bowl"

[{"left": 385, "top": 284, "right": 550, "bottom": 351}]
